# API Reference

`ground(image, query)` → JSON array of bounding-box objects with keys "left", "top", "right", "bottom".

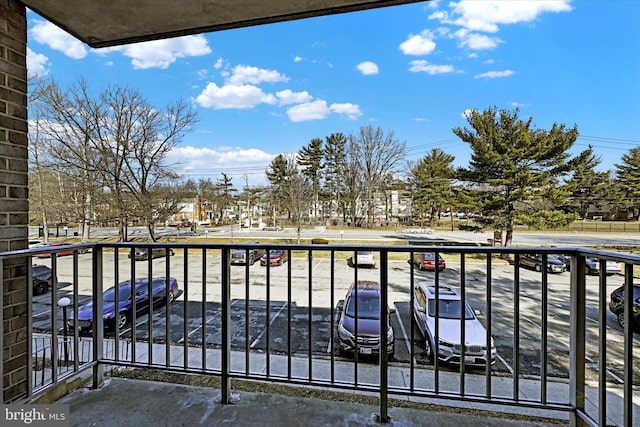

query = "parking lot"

[{"left": 31, "top": 249, "right": 639, "bottom": 383}]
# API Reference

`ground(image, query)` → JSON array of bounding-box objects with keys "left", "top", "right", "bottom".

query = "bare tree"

[
  {"left": 279, "top": 155, "right": 313, "bottom": 243},
  {"left": 34, "top": 78, "right": 198, "bottom": 241},
  {"left": 348, "top": 125, "right": 407, "bottom": 227}
]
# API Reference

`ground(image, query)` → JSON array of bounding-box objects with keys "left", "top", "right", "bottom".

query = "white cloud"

[
  {"left": 294, "top": 56, "right": 303, "bottom": 63},
  {"left": 399, "top": 30, "right": 437, "bottom": 56},
  {"left": 167, "top": 146, "right": 275, "bottom": 185},
  {"left": 434, "top": 1, "right": 572, "bottom": 33},
  {"left": 29, "top": 20, "right": 88, "bottom": 59},
  {"left": 409, "top": 60, "right": 455, "bottom": 75},
  {"left": 475, "top": 70, "right": 515, "bottom": 79},
  {"left": 461, "top": 109, "right": 474, "bottom": 119},
  {"left": 26, "top": 48, "right": 49, "bottom": 78},
  {"left": 511, "top": 101, "right": 525, "bottom": 107},
  {"left": 329, "top": 103, "right": 362, "bottom": 120},
  {"left": 195, "top": 83, "right": 277, "bottom": 109},
  {"left": 356, "top": 61, "right": 379, "bottom": 75},
  {"left": 458, "top": 33, "right": 501, "bottom": 50},
  {"left": 214, "top": 58, "right": 224, "bottom": 69},
  {"left": 225, "top": 65, "right": 289, "bottom": 85},
  {"left": 100, "top": 35, "right": 212, "bottom": 69},
  {"left": 276, "top": 89, "right": 313, "bottom": 105},
  {"left": 287, "top": 100, "right": 330, "bottom": 122}
]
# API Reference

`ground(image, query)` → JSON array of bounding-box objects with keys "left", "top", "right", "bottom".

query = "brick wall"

[{"left": 1, "top": 0, "right": 30, "bottom": 403}]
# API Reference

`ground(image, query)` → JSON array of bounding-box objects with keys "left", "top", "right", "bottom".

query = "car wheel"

[
  {"left": 424, "top": 337, "right": 434, "bottom": 361},
  {"left": 617, "top": 311, "right": 625, "bottom": 328},
  {"left": 117, "top": 313, "right": 129, "bottom": 329},
  {"left": 586, "top": 266, "right": 592, "bottom": 275},
  {"left": 535, "top": 264, "right": 541, "bottom": 272},
  {"left": 34, "top": 281, "right": 49, "bottom": 296},
  {"left": 167, "top": 290, "right": 176, "bottom": 304},
  {"left": 249, "top": 255, "right": 255, "bottom": 265}
]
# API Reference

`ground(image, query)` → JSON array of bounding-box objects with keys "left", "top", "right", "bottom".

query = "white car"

[
  {"left": 413, "top": 282, "right": 496, "bottom": 366},
  {"left": 585, "top": 257, "right": 622, "bottom": 275},
  {"left": 350, "top": 250, "right": 375, "bottom": 268}
]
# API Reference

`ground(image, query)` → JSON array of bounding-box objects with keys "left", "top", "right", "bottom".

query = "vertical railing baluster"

[
  {"left": 92, "top": 246, "right": 104, "bottom": 389},
  {"left": 265, "top": 249, "right": 271, "bottom": 377},
  {"left": 622, "top": 263, "right": 633, "bottom": 426},
  {"left": 244, "top": 248, "right": 250, "bottom": 376},
  {"left": 221, "top": 247, "right": 231, "bottom": 403},
  {"left": 541, "top": 253, "right": 548, "bottom": 403},
  {"left": 513, "top": 253, "right": 521, "bottom": 401},
  {"left": 598, "top": 259, "right": 607, "bottom": 427},
  {"left": 378, "top": 250, "right": 389, "bottom": 423},
  {"left": 166, "top": 247, "right": 175, "bottom": 367},
  {"left": 182, "top": 248, "right": 190, "bottom": 369},
  {"left": 308, "top": 248, "right": 313, "bottom": 381},
  {"left": 288, "top": 249, "right": 293, "bottom": 380},
  {"left": 147, "top": 253, "right": 154, "bottom": 365},
  {"left": 130, "top": 252, "right": 137, "bottom": 364},
  {"left": 569, "top": 255, "right": 586, "bottom": 425},
  {"left": 409, "top": 250, "right": 415, "bottom": 392},
  {"left": 459, "top": 252, "right": 466, "bottom": 396},
  {"left": 201, "top": 249, "right": 207, "bottom": 372},
  {"left": 330, "top": 249, "right": 335, "bottom": 384}
]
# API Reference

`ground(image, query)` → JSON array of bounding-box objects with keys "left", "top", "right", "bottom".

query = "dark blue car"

[{"left": 68, "top": 277, "right": 179, "bottom": 333}]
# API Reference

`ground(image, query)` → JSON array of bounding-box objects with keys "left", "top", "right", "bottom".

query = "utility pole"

[{"left": 244, "top": 173, "right": 250, "bottom": 227}]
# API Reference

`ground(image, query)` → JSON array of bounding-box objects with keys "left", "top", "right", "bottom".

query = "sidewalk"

[{"left": 47, "top": 338, "right": 639, "bottom": 426}]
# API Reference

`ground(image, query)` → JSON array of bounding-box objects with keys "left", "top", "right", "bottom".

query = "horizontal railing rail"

[{"left": 2, "top": 241, "right": 638, "bottom": 426}]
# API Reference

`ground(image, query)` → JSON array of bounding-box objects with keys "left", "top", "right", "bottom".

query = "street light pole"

[{"left": 58, "top": 297, "right": 71, "bottom": 365}]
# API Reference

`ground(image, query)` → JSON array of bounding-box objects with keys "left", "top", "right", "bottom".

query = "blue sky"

[{"left": 26, "top": 0, "right": 640, "bottom": 186}]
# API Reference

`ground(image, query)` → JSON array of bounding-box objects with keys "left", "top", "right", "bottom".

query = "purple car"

[{"left": 68, "top": 277, "right": 179, "bottom": 333}]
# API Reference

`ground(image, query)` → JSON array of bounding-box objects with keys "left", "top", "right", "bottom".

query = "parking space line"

[
  {"left": 393, "top": 304, "right": 413, "bottom": 356},
  {"left": 178, "top": 298, "right": 241, "bottom": 343},
  {"left": 250, "top": 301, "right": 288, "bottom": 349}
]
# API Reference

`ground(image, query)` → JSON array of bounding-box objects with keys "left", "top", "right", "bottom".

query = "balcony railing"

[{"left": 2, "top": 241, "right": 638, "bottom": 426}]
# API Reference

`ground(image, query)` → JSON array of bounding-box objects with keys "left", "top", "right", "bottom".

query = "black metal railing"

[{"left": 2, "top": 241, "right": 638, "bottom": 426}]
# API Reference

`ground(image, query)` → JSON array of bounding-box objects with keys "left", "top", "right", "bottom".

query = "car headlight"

[
  {"left": 438, "top": 338, "right": 454, "bottom": 347},
  {"left": 104, "top": 311, "right": 114, "bottom": 319},
  {"left": 490, "top": 337, "right": 496, "bottom": 349},
  {"left": 339, "top": 324, "right": 354, "bottom": 340},
  {"left": 387, "top": 327, "right": 394, "bottom": 342}
]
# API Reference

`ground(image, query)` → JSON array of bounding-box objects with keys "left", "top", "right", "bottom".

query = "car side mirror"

[
  {"left": 474, "top": 309, "right": 483, "bottom": 316},
  {"left": 416, "top": 306, "right": 425, "bottom": 313},
  {"left": 336, "top": 300, "right": 344, "bottom": 311},
  {"left": 389, "top": 307, "right": 397, "bottom": 314}
]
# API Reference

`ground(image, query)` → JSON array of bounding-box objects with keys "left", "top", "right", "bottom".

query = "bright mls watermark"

[{"left": 2, "top": 405, "right": 69, "bottom": 426}]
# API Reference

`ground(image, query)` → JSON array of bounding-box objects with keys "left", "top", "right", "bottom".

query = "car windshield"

[
  {"left": 103, "top": 284, "right": 132, "bottom": 302},
  {"left": 428, "top": 299, "right": 474, "bottom": 320},
  {"left": 357, "top": 251, "right": 372, "bottom": 256},
  {"left": 32, "top": 265, "right": 49, "bottom": 275},
  {"left": 345, "top": 295, "right": 380, "bottom": 319}
]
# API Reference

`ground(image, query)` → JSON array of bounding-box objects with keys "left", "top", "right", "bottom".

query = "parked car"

[
  {"left": 412, "top": 282, "right": 496, "bottom": 366},
  {"left": 231, "top": 244, "right": 265, "bottom": 265},
  {"left": 608, "top": 284, "right": 640, "bottom": 329},
  {"left": 585, "top": 257, "right": 622, "bottom": 275},
  {"left": 68, "top": 276, "right": 179, "bottom": 333},
  {"left": 36, "top": 242, "right": 89, "bottom": 258},
  {"left": 128, "top": 247, "right": 175, "bottom": 261},
  {"left": 260, "top": 249, "right": 288, "bottom": 266},
  {"left": 32, "top": 264, "right": 55, "bottom": 296},
  {"left": 337, "top": 280, "right": 395, "bottom": 357},
  {"left": 349, "top": 250, "right": 376, "bottom": 268},
  {"left": 519, "top": 253, "right": 566, "bottom": 273},
  {"left": 410, "top": 252, "right": 446, "bottom": 271}
]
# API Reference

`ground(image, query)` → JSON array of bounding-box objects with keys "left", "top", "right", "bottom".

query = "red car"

[
  {"left": 36, "top": 242, "right": 89, "bottom": 258},
  {"left": 260, "top": 249, "right": 288, "bottom": 266},
  {"left": 410, "top": 252, "right": 446, "bottom": 271}
]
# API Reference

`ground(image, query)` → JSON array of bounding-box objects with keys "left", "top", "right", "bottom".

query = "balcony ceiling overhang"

[{"left": 21, "top": 0, "right": 424, "bottom": 48}]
